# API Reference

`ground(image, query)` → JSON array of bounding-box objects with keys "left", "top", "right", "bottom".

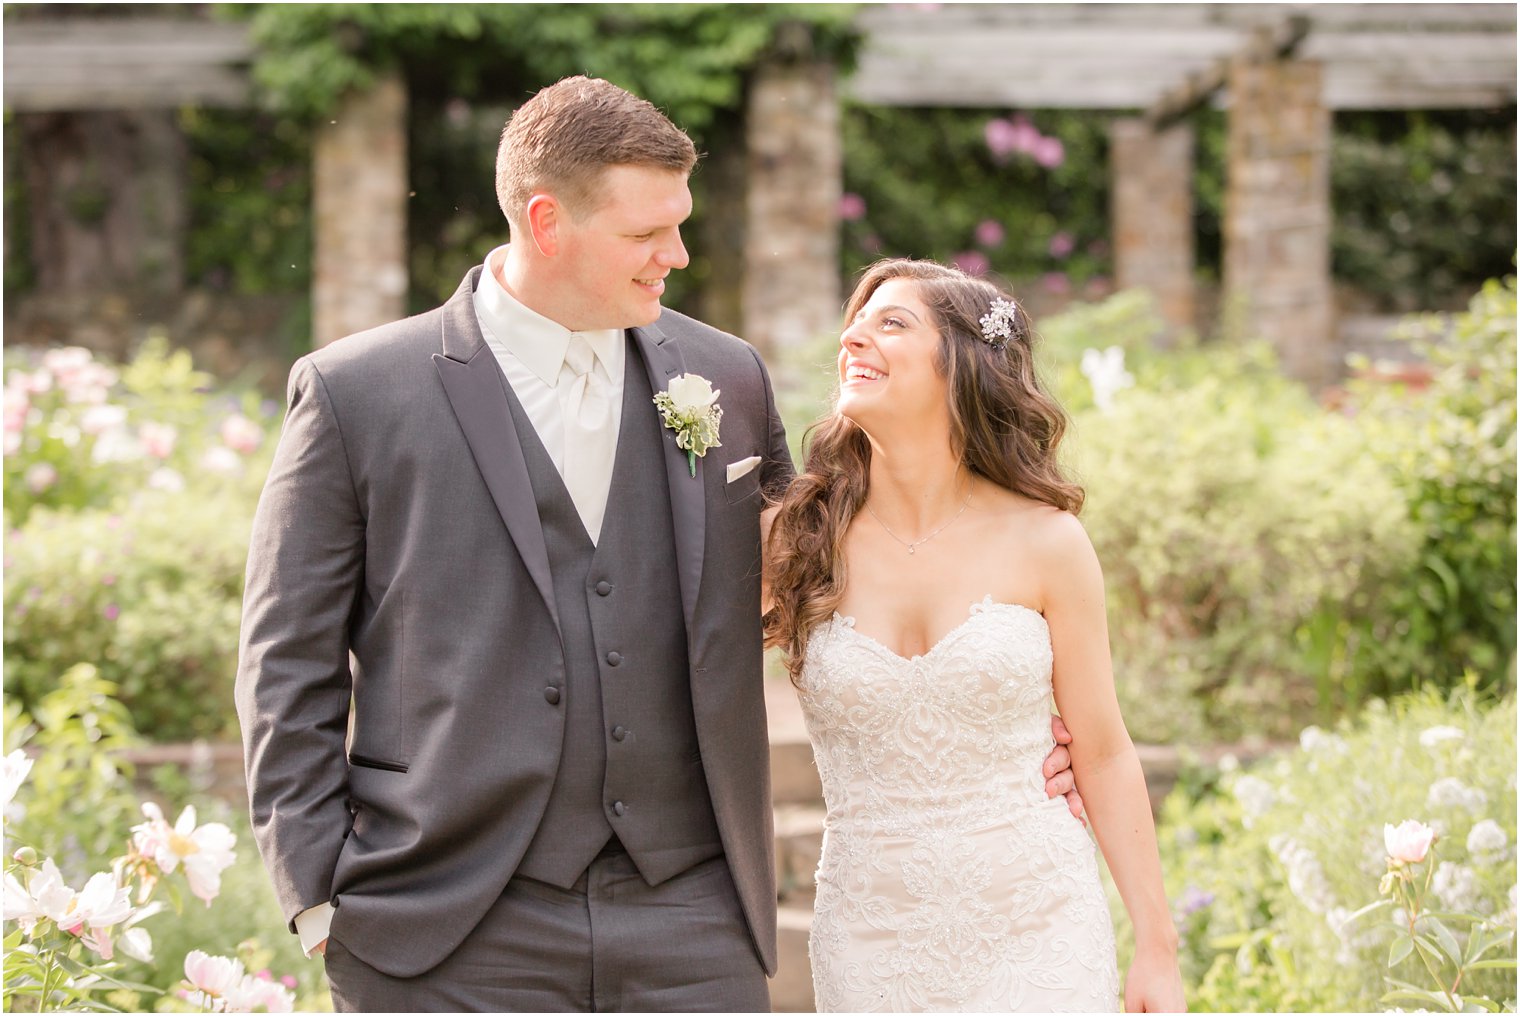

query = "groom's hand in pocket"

[{"left": 1043, "top": 715, "right": 1086, "bottom": 826}]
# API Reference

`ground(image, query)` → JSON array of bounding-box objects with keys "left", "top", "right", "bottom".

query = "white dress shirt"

[{"left": 292, "top": 246, "right": 627, "bottom": 957}]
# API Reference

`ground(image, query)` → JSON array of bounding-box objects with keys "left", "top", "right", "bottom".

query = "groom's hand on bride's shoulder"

[{"left": 1044, "top": 715, "right": 1086, "bottom": 826}]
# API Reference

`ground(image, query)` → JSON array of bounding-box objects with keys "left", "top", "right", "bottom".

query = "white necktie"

[{"left": 560, "top": 334, "right": 617, "bottom": 543}]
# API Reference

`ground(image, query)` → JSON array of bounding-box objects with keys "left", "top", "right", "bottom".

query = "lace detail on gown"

[{"left": 798, "top": 595, "right": 1120, "bottom": 1012}]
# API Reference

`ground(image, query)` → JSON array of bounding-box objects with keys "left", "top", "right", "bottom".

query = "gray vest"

[{"left": 508, "top": 336, "right": 723, "bottom": 888}]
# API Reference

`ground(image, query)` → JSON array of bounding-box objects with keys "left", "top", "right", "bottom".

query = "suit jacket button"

[
  {"left": 612, "top": 801, "right": 626, "bottom": 817},
  {"left": 595, "top": 581, "right": 612, "bottom": 596},
  {"left": 612, "top": 725, "right": 627, "bottom": 742},
  {"left": 544, "top": 686, "right": 561, "bottom": 705},
  {"left": 606, "top": 651, "right": 622, "bottom": 666}
]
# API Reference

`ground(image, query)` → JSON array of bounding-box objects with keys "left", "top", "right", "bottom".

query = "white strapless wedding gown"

[{"left": 797, "top": 595, "right": 1120, "bottom": 1012}]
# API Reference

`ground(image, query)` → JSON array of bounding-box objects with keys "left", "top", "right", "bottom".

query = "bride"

[{"left": 763, "top": 259, "right": 1184, "bottom": 1012}]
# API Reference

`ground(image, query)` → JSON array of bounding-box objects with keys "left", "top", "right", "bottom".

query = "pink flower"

[
  {"left": 1048, "top": 232, "right": 1075, "bottom": 258},
  {"left": 104, "top": 604, "right": 120, "bottom": 622},
  {"left": 1041, "top": 272, "right": 1072, "bottom": 295},
  {"left": 138, "top": 422, "right": 177, "bottom": 460},
  {"left": 1384, "top": 819, "right": 1436, "bottom": 864},
  {"left": 837, "top": 193, "right": 867, "bottom": 222},
  {"left": 1032, "top": 135, "right": 1066, "bottom": 169},
  {"left": 184, "top": 949, "right": 245, "bottom": 999},
  {"left": 951, "top": 251, "right": 990, "bottom": 277},
  {"left": 974, "top": 220, "right": 1005, "bottom": 248},
  {"left": 219, "top": 414, "right": 263, "bottom": 455},
  {"left": 984, "top": 118, "right": 1019, "bottom": 159}
]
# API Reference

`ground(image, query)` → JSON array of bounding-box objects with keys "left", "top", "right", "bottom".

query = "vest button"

[
  {"left": 611, "top": 725, "right": 627, "bottom": 742},
  {"left": 611, "top": 801, "right": 626, "bottom": 817},
  {"left": 543, "top": 686, "right": 561, "bottom": 705},
  {"left": 606, "top": 651, "right": 622, "bottom": 667},
  {"left": 595, "top": 581, "right": 612, "bottom": 596}
]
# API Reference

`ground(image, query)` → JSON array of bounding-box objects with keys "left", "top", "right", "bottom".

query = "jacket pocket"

[{"left": 348, "top": 752, "right": 409, "bottom": 773}]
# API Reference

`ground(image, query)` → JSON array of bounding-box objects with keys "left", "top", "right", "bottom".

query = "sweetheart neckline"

[{"left": 829, "top": 596, "right": 1047, "bottom": 665}]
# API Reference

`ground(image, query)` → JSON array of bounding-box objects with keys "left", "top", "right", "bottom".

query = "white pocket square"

[{"left": 726, "top": 455, "right": 762, "bottom": 483}]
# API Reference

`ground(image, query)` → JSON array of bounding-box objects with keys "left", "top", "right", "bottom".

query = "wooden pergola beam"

[{"left": 1144, "top": 15, "right": 1311, "bottom": 129}]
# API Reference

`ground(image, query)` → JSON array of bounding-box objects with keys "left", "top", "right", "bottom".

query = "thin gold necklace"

[{"left": 865, "top": 489, "right": 974, "bottom": 555}]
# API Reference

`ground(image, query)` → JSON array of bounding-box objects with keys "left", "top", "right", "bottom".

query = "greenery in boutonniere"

[{"left": 654, "top": 374, "right": 722, "bottom": 477}]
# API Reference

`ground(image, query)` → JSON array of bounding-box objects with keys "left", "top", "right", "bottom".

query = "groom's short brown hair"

[{"left": 495, "top": 75, "right": 698, "bottom": 228}]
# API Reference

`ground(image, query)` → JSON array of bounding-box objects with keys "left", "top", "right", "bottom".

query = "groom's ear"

[{"left": 526, "top": 193, "right": 560, "bottom": 257}]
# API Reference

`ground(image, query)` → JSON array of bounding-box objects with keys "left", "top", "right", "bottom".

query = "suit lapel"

[
  {"left": 432, "top": 267, "right": 561, "bottom": 637},
  {"left": 631, "top": 321, "right": 706, "bottom": 633}
]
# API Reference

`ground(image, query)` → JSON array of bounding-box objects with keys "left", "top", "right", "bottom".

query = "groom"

[{"left": 236, "top": 75, "right": 1081, "bottom": 1011}]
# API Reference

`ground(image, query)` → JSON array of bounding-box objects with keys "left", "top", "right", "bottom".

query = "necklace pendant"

[{"left": 908, "top": 546, "right": 916, "bottom": 555}]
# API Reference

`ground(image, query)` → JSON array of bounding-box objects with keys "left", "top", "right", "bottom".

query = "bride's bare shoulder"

[{"left": 978, "top": 486, "right": 1094, "bottom": 562}]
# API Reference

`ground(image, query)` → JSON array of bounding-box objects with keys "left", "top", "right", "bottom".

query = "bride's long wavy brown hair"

[{"left": 763, "top": 258, "right": 1084, "bottom": 682}]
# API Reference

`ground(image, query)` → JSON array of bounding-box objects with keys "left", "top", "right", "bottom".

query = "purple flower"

[
  {"left": 104, "top": 604, "right": 120, "bottom": 622},
  {"left": 1178, "top": 887, "right": 1215, "bottom": 916},
  {"left": 974, "top": 220, "right": 1006, "bottom": 248},
  {"left": 1040, "top": 272, "right": 1071, "bottom": 295},
  {"left": 1032, "top": 136, "right": 1065, "bottom": 169},
  {"left": 838, "top": 193, "right": 867, "bottom": 222},
  {"left": 951, "top": 251, "right": 990, "bottom": 277},
  {"left": 1048, "top": 232, "right": 1075, "bottom": 258}
]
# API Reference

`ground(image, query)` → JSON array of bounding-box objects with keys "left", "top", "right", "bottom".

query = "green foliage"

[
  {"left": 181, "top": 107, "right": 312, "bottom": 297},
  {"left": 1333, "top": 112, "right": 1518, "bottom": 312},
  {"left": 1137, "top": 687, "right": 1516, "bottom": 1012},
  {"left": 1045, "top": 291, "right": 1418, "bottom": 741},
  {"left": 233, "top": 3, "right": 860, "bottom": 131},
  {"left": 840, "top": 104, "right": 1113, "bottom": 291},
  {"left": 1345, "top": 278, "right": 1518, "bottom": 698},
  {"left": 3, "top": 341, "right": 276, "bottom": 741},
  {"left": 4, "top": 491, "right": 252, "bottom": 742}
]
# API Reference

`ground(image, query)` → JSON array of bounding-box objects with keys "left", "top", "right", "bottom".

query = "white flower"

[
  {"left": 665, "top": 374, "right": 720, "bottom": 412},
  {"left": 117, "top": 925, "right": 154, "bottom": 963},
  {"left": 25, "top": 859, "right": 80, "bottom": 926},
  {"left": 132, "top": 803, "right": 236, "bottom": 903},
  {"left": 1419, "top": 725, "right": 1465, "bottom": 749},
  {"left": 1270, "top": 835, "right": 1334, "bottom": 914},
  {"left": 90, "top": 428, "right": 143, "bottom": 464},
  {"left": 1, "top": 749, "right": 34, "bottom": 814},
  {"left": 1299, "top": 726, "right": 1347, "bottom": 755},
  {"left": 1232, "top": 775, "right": 1277, "bottom": 825},
  {"left": 23, "top": 463, "right": 57, "bottom": 494},
  {"left": 69, "top": 871, "right": 134, "bottom": 933},
  {"left": 1427, "top": 777, "right": 1487, "bottom": 814},
  {"left": 148, "top": 467, "right": 186, "bottom": 493},
  {"left": 201, "top": 446, "right": 243, "bottom": 475},
  {"left": 80, "top": 404, "right": 127, "bottom": 436},
  {"left": 1385, "top": 820, "right": 1437, "bottom": 864},
  {"left": 3, "top": 870, "right": 45, "bottom": 932},
  {"left": 1467, "top": 819, "right": 1509, "bottom": 861},
  {"left": 1432, "top": 861, "right": 1481, "bottom": 913},
  {"left": 1080, "top": 345, "right": 1134, "bottom": 412}
]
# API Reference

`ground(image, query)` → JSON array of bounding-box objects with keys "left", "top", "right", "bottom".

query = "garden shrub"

[
  {"left": 1132, "top": 686, "right": 1516, "bottom": 1012},
  {"left": 1345, "top": 277, "right": 1518, "bottom": 701},
  {"left": 3, "top": 340, "right": 276, "bottom": 741},
  {"left": 1035, "top": 291, "right": 1418, "bottom": 741}
]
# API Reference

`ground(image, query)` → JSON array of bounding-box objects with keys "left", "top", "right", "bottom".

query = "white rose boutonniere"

[{"left": 653, "top": 374, "right": 723, "bottom": 477}]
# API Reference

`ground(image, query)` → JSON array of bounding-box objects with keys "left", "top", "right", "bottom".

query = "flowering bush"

[
  {"left": 3, "top": 340, "right": 277, "bottom": 741},
  {"left": 2, "top": 667, "right": 323, "bottom": 1012},
  {"left": 1129, "top": 686, "right": 1516, "bottom": 1011},
  {"left": 3, "top": 338, "right": 277, "bottom": 526}
]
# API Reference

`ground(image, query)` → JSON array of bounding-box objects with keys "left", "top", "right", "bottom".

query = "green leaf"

[
  {"left": 1381, "top": 987, "right": 1461, "bottom": 1012},
  {"left": 1465, "top": 958, "right": 1518, "bottom": 970},
  {"left": 1389, "top": 935, "right": 1415, "bottom": 966},
  {"left": 1427, "top": 917, "right": 1466, "bottom": 969}
]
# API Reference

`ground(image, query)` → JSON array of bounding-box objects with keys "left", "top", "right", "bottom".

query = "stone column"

[
  {"left": 1223, "top": 56, "right": 1334, "bottom": 388},
  {"left": 313, "top": 72, "right": 408, "bottom": 347},
  {"left": 743, "top": 56, "right": 841, "bottom": 375},
  {"left": 1110, "top": 119, "right": 1195, "bottom": 338}
]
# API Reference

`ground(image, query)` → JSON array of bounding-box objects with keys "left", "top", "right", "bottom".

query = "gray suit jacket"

[{"left": 235, "top": 268, "right": 792, "bottom": 978}]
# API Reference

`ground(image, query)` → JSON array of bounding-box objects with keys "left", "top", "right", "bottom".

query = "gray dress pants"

[{"left": 324, "top": 847, "right": 770, "bottom": 1013}]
